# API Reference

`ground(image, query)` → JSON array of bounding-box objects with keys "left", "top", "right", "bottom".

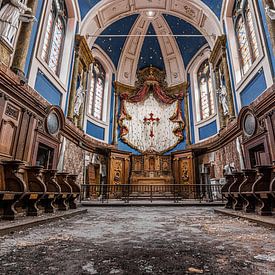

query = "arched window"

[
  {"left": 41, "top": 0, "right": 67, "bottom": 75},
  {"left": 88, "top": 61, "right": 106, "bottom": 120},
  {"left": 197, "top": 60, "right": 214, "bottom": 121},
  {"left": 234, "top": 0, "right": 259, "bottom": 75}
]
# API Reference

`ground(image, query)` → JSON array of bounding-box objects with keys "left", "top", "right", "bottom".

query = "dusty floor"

[{"left": 0, "top": 207, "right": 274, "bottom": 275}]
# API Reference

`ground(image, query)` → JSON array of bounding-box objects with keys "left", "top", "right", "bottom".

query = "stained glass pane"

[
  {"left": 236, "top": 17, "right": 251, "bottom": 75},
  {"left": 41, "top": 0, "right": 66, "bottom": 75},
  {"left": 48, "top": 18, "right": 64, "bottom": 73},
  {"left": 88, "top": 74, "right": 95, "bottom": 116},
  {"left": 89, "top": 61, "right": 105, "bottom": 120},
  {"left": 246, "top": 6, "right": 259, "bottom": 61},
  {"left": 41, "top": 11, "right": 54, "bottom": 62},
  {"left": 198, "top": 60, "right": 214, "bottom": 121}
]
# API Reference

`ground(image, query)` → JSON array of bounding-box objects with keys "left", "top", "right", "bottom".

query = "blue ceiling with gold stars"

[
  {"left": 137, "top": 24, "right": 165, "bottom": 70},
  {"left": 94, "top": 15, "right": 139, "bottom": 68},
  {"left": 163, "top": 14, "right": 208, "bottom": 66},
  {"left": 78, "top": 0, "right": 224, "bottom": 19},
  {"left": 93, "top": 13, "right": 208, "bottom": 70}
]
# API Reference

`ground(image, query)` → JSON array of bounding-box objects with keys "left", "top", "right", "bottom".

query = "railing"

[{"left": 80, "top": 184, "right": 224, "bottom": 203}]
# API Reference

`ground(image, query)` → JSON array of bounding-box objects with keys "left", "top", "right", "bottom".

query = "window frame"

[
  {"left": 233, "top": 0, "right": 260, "bottom": 77},
  {"left": 197, "top": 59, "right": 215, "bottom": 122},
  {"left": 41, "top": 0, "right": 67, "bottom": 76},
  {"left": 88, "top": 61, "right": 106, "bottom": 121}
]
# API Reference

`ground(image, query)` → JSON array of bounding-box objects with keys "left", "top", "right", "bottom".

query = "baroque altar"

[
  {"left": 130, "top": 152, "right": 173, "bottom": 185},
  {"left": 114, "top": 67, "right": 189, "bottom": 188}
]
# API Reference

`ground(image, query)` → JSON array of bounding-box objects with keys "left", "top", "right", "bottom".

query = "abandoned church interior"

[{"left": 0, "top": 0, "right": 274, "bottom": 274}]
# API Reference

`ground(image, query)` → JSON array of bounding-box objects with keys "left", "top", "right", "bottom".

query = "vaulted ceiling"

[{"left": 78, "top": 0, "right": 224, "bottom": 86}]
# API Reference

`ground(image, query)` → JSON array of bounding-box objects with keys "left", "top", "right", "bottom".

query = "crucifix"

[{"left": 143, "top": 112, "right": 160, "bottom": 140}]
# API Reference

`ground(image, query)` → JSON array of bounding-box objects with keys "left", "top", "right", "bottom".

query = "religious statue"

[
  {"left": 218, "top": 85, "right": 229, "bottom": 116},
  {"left": 0, "top": 0, "right": 34, "bottom": 44},
  {"left": 74, "top": 84, "right": 85, "bottom": 116}
]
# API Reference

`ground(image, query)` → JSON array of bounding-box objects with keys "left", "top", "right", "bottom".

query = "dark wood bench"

[
  {"left": 42, "top": 169, "right": 61, "bottom": 213},
  {"left": 24, "top": 166, "right": 47, "bottom": 216},
  {"left": 0, "top": 160, "right": 27, "bottom": 220},
  {"left": 252, "top": 166, "right": 273, "bottom": 216},
  {"left": 271, "top": 164, "right": 275, "bottom": 213},
  {"left": 221, "top": 174, "right": 235, "bottom": 209},
  {"left": 239, "top": 169, "right": 258, "bottom": 213},
  {"left": 56, "top": 173, "right": 73, "bottom": 211},
  {"left": 67, "top": 175, "right": 80, "bottom": 209},
  {"left": 228, "top": 172, "right": 245, "bottom": 211}
]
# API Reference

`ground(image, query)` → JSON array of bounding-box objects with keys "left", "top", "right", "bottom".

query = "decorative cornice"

[
  {"left": 75, "top": 35, "right": 94, "bottom": 69},
  {"left": 209, "top": 35, "right": 227, "bottom": 66}
]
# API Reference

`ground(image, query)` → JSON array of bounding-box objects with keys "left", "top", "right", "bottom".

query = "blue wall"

[
  {"left": 199, "top": 120, "right": 218, "bottom": 140},
  {"left": 257, "top": 1, "right": 275, "bottom": 77},
  {"left": 34, "top": 70, "right": 62, "bottom": 106},
  {"left": 240, "top": 69, "right": 267, "bottom": 107},
  {"left": 25, "top": 0, "right": 44, "bottom": 77},
  {"left": 86, "top": 121, "right": 105, "bottom": 140}
]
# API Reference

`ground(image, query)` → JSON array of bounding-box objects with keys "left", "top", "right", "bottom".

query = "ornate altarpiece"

[{"left": 115, "top": 67, "right": 187, "bottom": 186}]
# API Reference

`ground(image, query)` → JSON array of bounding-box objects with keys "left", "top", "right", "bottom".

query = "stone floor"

[{"left": 0, "top": 207, "right": 274, "bottom": 274}]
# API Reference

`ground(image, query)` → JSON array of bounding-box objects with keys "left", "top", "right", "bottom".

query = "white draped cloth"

[{"left": 123, "top": 94, "right": 179, "bottom": 153}]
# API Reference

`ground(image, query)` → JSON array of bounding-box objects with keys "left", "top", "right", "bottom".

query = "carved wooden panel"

[
  {"left": 108, "top": 151, "right": 131, "bottom": 185},
  {"left": 0, "top": 102, "right": 21, "bottom": 157},
  {"left": 87, "top": 164, "right": 100, "bottom": 185},
  {"left": 131, "top": 154, "right": 174, "bottom": 185},
  {"left": 265, "top": 110, "right": 275, "bottom": 162},
  {"left": 173, "top": 150, "right": 195, "bottom": 185}
]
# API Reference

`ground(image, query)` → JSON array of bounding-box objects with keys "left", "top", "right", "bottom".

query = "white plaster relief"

[
  {"left": 117, "top": 15, "right": 150, "bottom": 85},
  {"left": 99, "top": 0, "right": 131, "bottom": 25},
  {"left": 171, "top": 0, "right": 203, "bottom": 25},
  {"left": 152, "top": 15, "right": 185, "bottom": 85},
  {"left": 134, "top": 0, "right": 166, "bottom": 10}
]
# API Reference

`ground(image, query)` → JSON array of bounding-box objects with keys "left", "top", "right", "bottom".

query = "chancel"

[{"left": 0, "top": 0, "right": 275, "bottom": 274}]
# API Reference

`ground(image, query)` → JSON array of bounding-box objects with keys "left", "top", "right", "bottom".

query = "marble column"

[
  {"left": 11, "top": 0, "right": 38, "bottom": 78},
  {"left": 67, "top": 49, "right": 80, "bottom": 120},
  {"left": 183, "top": 89, "right": 191, "bottom": 146},
  {"left": 78, "top": 68, "right": 88, "bottom": 129},
  {"left": 221, "top": 51, "right": 236, "bottom": 120},
  {"left": 112, "top": 89, "right": 119, "bottom": 145},
  {"left": 263, "top": 0, "right": 275, "bottom": 56}
]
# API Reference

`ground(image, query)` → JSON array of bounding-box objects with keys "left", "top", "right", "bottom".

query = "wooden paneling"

[
  {"left": 108, "top": 150, "right": 131, "bottom": 185},
  {"left": 130, "top": 153, "right": 174, "bottom": 185},
  {"left": 172, "top": 150, "right": 196, "bottom": 185},
  {"left": 0, "top": 102, "right": 21, "bottom": 157}
]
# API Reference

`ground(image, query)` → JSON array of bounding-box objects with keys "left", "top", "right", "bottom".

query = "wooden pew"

[
  {"left": 0, "top": 160, "right": 27, "bottom": 220},
  {"left": 239, "top": 169, "right": 257, "bottom": 213},
  {"left": 67, "top": 175, "right": 80, "bottom": 209},
  {"left": 270, "top": 163, "right": 275, "bottom": 213},
  {"left": 24, "top": 166, "right": 47, "bottom": 216},
  {"left": 55, "top": 173, "right": 72, "bottom": 211},
  {"left": 42, "top": 169, "right": 61, "bottom": 213},
  {"left": 221, "top": 174, "right": 235, "bottom": 209},
  {"left": 252, "top": 166, "right": 273, "bottom": 216},
  {"left": 229, "top": 172, "right": 245, "bottom": 211}
]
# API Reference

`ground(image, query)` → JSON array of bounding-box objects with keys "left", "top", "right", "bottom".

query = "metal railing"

[{"left": 80, "top": 184, "right": 224, "bottom": 203}]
